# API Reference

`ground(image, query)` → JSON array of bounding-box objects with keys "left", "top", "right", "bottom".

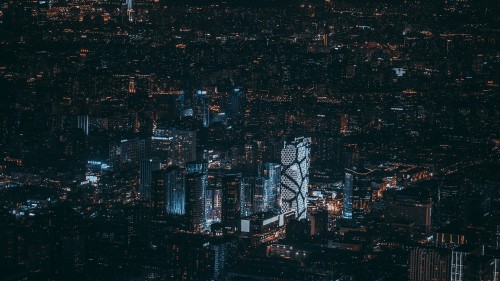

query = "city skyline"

[{"left": 0, "top": 0, "right": 499, "bottom": 280}]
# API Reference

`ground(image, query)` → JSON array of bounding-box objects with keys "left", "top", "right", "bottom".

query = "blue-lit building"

[
  {"left": 187, "top": 161, "right": 208, "bottom": 174},
  {"left": 162, "top": 166, "right": 186, "bottom": 216},
  {"left": 195, "top": 90, "right": 210, "bottom": 128},
  {"left": 185, "top": 172, "right": 208, "bottom": 233},
  {"left": 261, "top": 163, "right": 281, "bottom": 211},
  {"left": 342, "top": 167, "right": 375, "bottom": 222}
]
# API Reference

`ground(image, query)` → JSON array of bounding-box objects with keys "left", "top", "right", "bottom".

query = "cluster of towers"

[{"left": 140, "top": 136, "right": 311, "bottom": 234}]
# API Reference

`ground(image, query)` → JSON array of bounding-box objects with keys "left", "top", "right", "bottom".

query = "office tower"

[
  {"left": 244, "top": 143, "right": 257, "bottom": 173},
  {"left": 229, "top": 88, "right": 243, "bottom": 119},
  {"left": 308, "top": 209, "right": 328, "bottom": 236},
  {"left": 77, "top": 115, "right": 89, "bottom": 135},
  {"left": 342, "top": 167, "right": 374, "bottom": 221},
  {"left": 253, "top": 178, "right": 265, "bottom": 214},
  {"left": 140, "top": 159, "right": 162, "bottom": 200},
  {"left": 409, "top": 247, "right": 451, "bottom": 281},
  {"left": 342, "top": 172, "right": 353, "bottom": 220},
  {"left": 151, "top": 128, "right": 196, "bottom": 167},
  {"left": 154, "top": 92, "right": 184, "bottom": 127},
  {"left": 161, "top": 166, "right": 185, "bottom": 216},
  {"left": 207, "top": 238, "right": 239, "bottom": 281},
  {"left": 261, "top": 163, "right": 281, "bottom": 211},
  {"left": 185, "top": 173, "right": 207, "bottom": 233},
  {"left": 240, "top": 177, "right": 255, "bottom": 217},
  {"left": 241, "top": 177, "right": 266, "bottom": 217},
  {"left": 60, "top": 128, "right": 87, "bottom": 171},
  {"left": 119, "top": 137, "right": 146, "bottom": 166},
  {"left": 451, "top": 250, "right": 466, "bottom": 281},
  {"left": 438, "top": 178, "right": 466, "bottom": 225},
  {"left": 151, "top": 170, "right": 167, "bottom": 223},
  {"left": 221, "top": 173, "right": 242, "bottom": 233},
  {"left": 206, "top": 171, "right": 223, "bottom": 225},
  {"left": 195, "top": 90, "right": 210, "bottom": 128},
  {"left": 169, "top": 130, "right": 196, "bottom": 167},
  {"left": 280, "top": 137, "right": 311, "bottom": 220},
  {"left": 450, "top": 245, "right": 483, "bottom": 281},
  {"left": 385, "top": 196, "right": 432, "bottom": 231}
]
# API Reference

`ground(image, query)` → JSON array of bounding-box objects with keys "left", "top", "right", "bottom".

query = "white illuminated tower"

[{"left": 280, "top": 137, "right": 311, "bottom": 220}]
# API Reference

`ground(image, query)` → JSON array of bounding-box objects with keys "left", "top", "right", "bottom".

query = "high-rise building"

[
  {"left": 140, "top": 159, "right": 162, "bottom": 200},
  {"left": 385, "top": 197, "right": 432, "bottom": 231},
  {"left": 438, "top": 178, "right": 466, "bottom": 226},
  {"left": 159, "top": 166, "right": 185, "bottom": 216},
  {"left": 118, "top": 137, "right": 146, "bottom": 167},
  {"left": 154, "top": 91, "right": 184, "bottom": 127},
  {"left": 241, "top": 177, "right": 255, "bottom": 217},
  {"left": 450, "top": 245, "right": 483, "bottom": 281},
  {"left": 343, "top": 172, "right": 353, "bottom": 220},
  {"left": 221, "top": 173, "right": 242, "bottom": 233},
  {"left": 151, "top": 129, "right": 196, "bottom": 167},
  {"left": 77, "top": 115, "right": 89, "bottom": 135},
  {"left": 253, "top": 178, "right": 265, "bottom": 214},
  {"left": 261, "top": 163, "right": 281, "bottom": 211},
  {"left": 308, "top": 209, "right": 328, "bottom": 236},
  {"left": 244, "top": 143, "right": 257, "bottom": 173},
  {"left": 241, "top": 177, "right": 266, "bottom": 217},
  {"left": 206, "top": 171, "right": 223, "bottom": 225},
  {"left": 342, "top": 167, "right": 375, "bottom": 222},
  {"left": 409, "top": 247, "right": 451, "bottom": 281},
  {"left": 195, "top": 90, "right": 210, "bottom": 128},
  {"left": 229, "top": 88, "right": 244, "bottom": 119},
  {"left": 151, "top": 169, "right": 167, "bottom": 223},
  {"left": 280, "top": 137, "right": 311, "bottom": 220},
  {"left": 185, "top": 172, "right": 207, "bottom": 233}
]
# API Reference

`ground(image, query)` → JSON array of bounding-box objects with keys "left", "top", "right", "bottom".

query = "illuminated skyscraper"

[
  {"left": 342, "top": 167, "right": 375, "bottom": 221},
  {"left": 151, "top": 128, "right": 196, "bottom": 167},
  {"left": 241, "top": 177, "right": 266, "bottom": 217},
  {"left": 342, "top": 172, "right": 353, "bottom": 220},
  {"left": 185, "top": 172, "right": 207, "bottom": 233},
  {"left": 206, "top": 171, "right": 223, "bottom": 225},
  {"left": 240, "top": 177, "right": 254, "bottom": 217},
  {"left": 195, "top": 90, "right": 210, "bottom": 127},
  {"left": 261, "top": 163, "right": 281, "bottom": 211},
  {"left": 160, "top": 166, "right": 186, "bottom": 216},
  {"left": 140, "top": 158, "right": 162, "bottom": 200},
  {"left": 77, "top": 115, "right": 89, "bottom": 135},
  {"left": 280, "top": 137, "right": 311, "bottom": 220},
  {"left": 221, "top": 173, "right": 242, "bottom": 233},
  {"left": 118, "top": 137, "right": 146, "bottom": 167}
]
